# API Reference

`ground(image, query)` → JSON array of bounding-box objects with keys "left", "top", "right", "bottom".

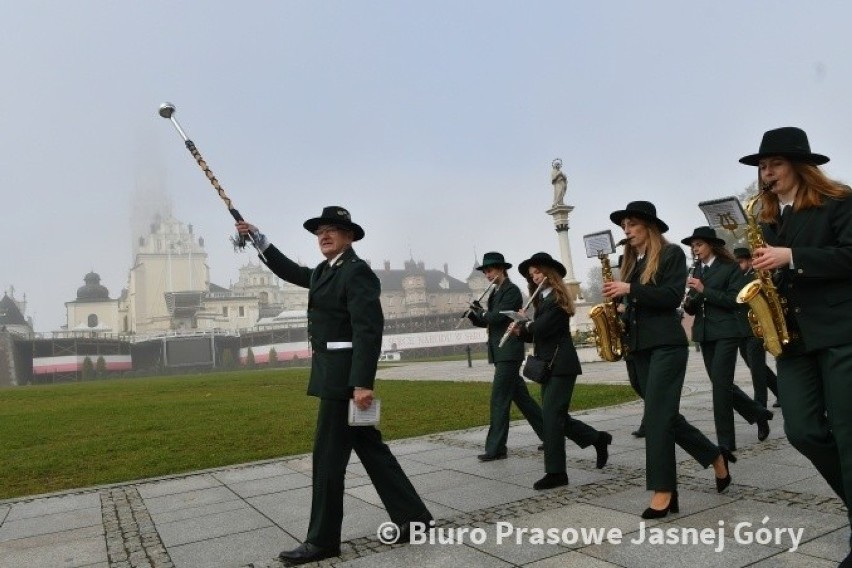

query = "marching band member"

[
  {"left": 603, "top": 202, "right": 732, "bottom": 519},
  {"left": 237, "top": 206, "right": 432, "bottom": 565},
  {"left": 509, "top": 252, "right": 612, "bottom": 490},
  {"left": 466, "top": 252, "right": 546, "bottom": 461},
  {"left": 682, "top": 227, "right": 774, "bottom": 449},
  {"left": 741, "top": 127, "right": 852, "bottom": 568}
]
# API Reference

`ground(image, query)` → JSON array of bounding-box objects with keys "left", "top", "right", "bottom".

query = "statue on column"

[{"left": 551, "top": 158, "right": 567, "bottom": 208}]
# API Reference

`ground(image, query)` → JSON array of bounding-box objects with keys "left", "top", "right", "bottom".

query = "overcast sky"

[{"left": 3, "top": 1, "right": 852, "bottom": 332}]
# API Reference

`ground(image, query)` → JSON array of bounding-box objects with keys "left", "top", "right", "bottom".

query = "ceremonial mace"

[{"left": 158, "top": 102, "right": 265, "bottom": 261}]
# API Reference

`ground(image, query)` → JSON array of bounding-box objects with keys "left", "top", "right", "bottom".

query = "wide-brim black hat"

[
  {"left": 681, "top": 226, "right": 726, "bottom": 247},
  {"left": 518, "top": 252, "right": 567, "bottom": 279},
  {"left": 733, "top": 247, "right": 752, "bottom": 259},
  {"left": 303, "top": 205, "right": 365, "bottom": 241},
  {"left": 476, "top": 251, "right": 512, "bottom": 271},
  {"left": 739, "top": 126, "right": 829, "bottom": 166},
  {"left": 609, "top": 201, "right": 669, "bottom": 233}
]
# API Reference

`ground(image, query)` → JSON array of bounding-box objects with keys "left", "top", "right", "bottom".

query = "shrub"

[{"left": 81, "top": 357, "right": 95, "bottom": 380}]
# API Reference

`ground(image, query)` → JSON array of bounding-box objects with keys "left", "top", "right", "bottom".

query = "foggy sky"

[{"left": 3, "top": 1, "right": 852, "bottom": 331}]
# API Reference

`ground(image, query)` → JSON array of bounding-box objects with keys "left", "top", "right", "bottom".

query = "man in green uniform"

[{"left": 238, "top": 206, "right": 432, "bottom": 565}]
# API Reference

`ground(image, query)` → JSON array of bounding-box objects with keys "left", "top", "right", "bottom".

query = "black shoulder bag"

[{"left": 522, "top": 346, "right": 559, "bottom": 384}]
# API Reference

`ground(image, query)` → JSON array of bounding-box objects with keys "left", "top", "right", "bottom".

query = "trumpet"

[
  {"left": 498, "top": 278, "right": 547, "bottom": 347},
  {"left": 456, "top": 281, "right": 497, "bottom": 328},
  {"left": 678, "top": 255, "right": 700, "bottom": 315}
]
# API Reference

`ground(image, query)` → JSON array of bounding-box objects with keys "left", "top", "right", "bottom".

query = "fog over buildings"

[{"left": 4, "top": 2, "right": 852, "bottom": 331}]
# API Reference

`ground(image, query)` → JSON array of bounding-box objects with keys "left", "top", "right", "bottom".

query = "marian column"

[{"left": 546, "top": 159, "right": 582, "bottom": 301}]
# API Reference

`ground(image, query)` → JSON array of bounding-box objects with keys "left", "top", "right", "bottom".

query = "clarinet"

[{"left": 678, "top": 255, "right": 701, "bottom": 316}]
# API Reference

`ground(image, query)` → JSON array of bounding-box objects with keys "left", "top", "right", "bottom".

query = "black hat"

[
  {"left": 518, "top": 252, "right": 567, "bottom": 279},
  {"left": 609, "top": 201, "right": 669, "bottom": 233},
  {"left": 303, "top": 206, "right": 365, "bottom": 241},
  {"left": 476, "top": 251, "right": 512, "bottom": 271},
  {"left": 739, "top": 127, "right": 829, "bottom": 166},
  {"left": 733, "top": 247, "right": 752, "bottom": 260},
  {"left": 681, "top": 226, "right": 726, "bottom": 247}
]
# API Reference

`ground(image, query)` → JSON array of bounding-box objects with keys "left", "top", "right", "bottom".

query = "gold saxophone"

[
  {"left": 590, "top": 250, "right": 626, "bottom": 362},
  {"left": 735, "top": 192, "right": 792, "bottom": 356}
]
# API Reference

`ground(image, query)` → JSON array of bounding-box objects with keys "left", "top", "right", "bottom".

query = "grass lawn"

[{"left": 0, "top": 368, "right": 637, "bottom": 500}]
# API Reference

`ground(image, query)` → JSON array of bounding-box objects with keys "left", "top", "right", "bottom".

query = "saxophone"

[
  {"left": 590, "top": 251, "right": 626, "bottom": 362},
  {"left": 735, "top": 192, "right": 792, "bottom": 356}
]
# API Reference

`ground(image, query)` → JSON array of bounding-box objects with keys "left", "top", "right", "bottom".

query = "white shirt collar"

[
  {"left": 328, "top": 251, "right": 346, "bottom": 267},
  {"left": 541, "top": 286, "right": 553, "bottom": 298}
]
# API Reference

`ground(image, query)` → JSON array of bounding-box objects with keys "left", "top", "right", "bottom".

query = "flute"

[
  {"left": 498, "top": 278, "right": 548, "bottom": 348},
  {"left": 456, "top": 280, "right": 497, "bottom": 328}
]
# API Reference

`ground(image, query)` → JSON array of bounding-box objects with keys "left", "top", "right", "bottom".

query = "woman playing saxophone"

[{"left": 740, "top": 127, "right": 852, "bottom": 568}]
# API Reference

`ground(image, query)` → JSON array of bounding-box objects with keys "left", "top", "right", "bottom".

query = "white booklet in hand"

[
  {"left": 348, "top": 399, "right": 381, "bottom": 426},
  {"left": 500, "top": 310, "right": 530, "bottom": 323}
]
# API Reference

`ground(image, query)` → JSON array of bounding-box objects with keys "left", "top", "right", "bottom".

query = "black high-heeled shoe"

[
  {"left": 716, "top": 447, "right": 736, "bottom": 493},
  {"left": 641, "top": 490, "right": 679, "bottom": 519},
  {"left": 594, "top": 431, "right": 612, "bottom": 469}
]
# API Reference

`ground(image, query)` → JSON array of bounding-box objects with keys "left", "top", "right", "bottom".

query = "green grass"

[{"left": 0, "top": 369, "right": 636, "bottom": 500}]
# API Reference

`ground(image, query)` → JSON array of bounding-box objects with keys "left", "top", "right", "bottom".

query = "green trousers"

[
  {"left": 540, "top": 373, "right": 600, "bottom": 473},
  {"left": 484, "top": 360, "right": 545, "bottom": 456},
  {"left": 306, "top": 398, "right": 430, "bottom": 548},
  {"left": 633, "top": 345, "right": 721, "bottom": 490},
  {"left": 738, "top": 335, "right": 779, "bottom": 408},
  {"left": 701, "top": 337, "right": 767, "bottom": 451},
  {"left": 778, "top": 344, "right": 852, "bottom": 533}
]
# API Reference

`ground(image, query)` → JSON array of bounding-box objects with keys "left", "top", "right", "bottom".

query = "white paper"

[
  {"left": 348, "top": 399, "right": 381, "bottom": 426},
  {"left": 500, "top": 310, "right": 530, "bottom": 323}
]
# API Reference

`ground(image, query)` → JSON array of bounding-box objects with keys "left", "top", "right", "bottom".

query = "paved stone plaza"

[{"left": 1, "top": 354, "right": 849, "bottom": 568}]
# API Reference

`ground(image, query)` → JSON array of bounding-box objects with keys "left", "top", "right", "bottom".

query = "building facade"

[{"left": 63, "top": 215, "right": 493, "bottom": 334}]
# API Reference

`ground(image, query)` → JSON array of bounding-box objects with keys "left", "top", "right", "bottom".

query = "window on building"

[
  {"left": 239, "top": 306, "right": 245, "bottom": 317},
  {"left": 87, "top": 314, "right": 98, "bottom": 328},
  {"left": 222, "top": 307, "right": 228, "bottom": 316}
]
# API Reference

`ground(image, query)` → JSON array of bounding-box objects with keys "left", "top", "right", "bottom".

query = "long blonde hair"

[
  {"left": 526, "top": 265, "right": 575, "bottom": 316},
  {"left": 758, "top": 162, "right": 850, "bottom": 222},
  {"left": 619, "top": 218, "right": 670, "bottom": 285}
]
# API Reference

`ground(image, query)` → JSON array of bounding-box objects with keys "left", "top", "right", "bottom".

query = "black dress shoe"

[
  {"left": 593, "top": 432, "right": 612, "bottom": 469},
  {"left": 396, "top": 512, "right": 434, "bottom": 544},
  {"left": 716, "top": 447, "right": 736, "bottom": 493},
  {"left": 278, "top": 542, "right": 340, "bottom": 565},
  {"left": 533, "top": 472, "right": 568, "bottom": 490},
  {"left": 478, "top": 450, "right": 507, "bottom": 462},
  {"left": 757, "top": 417, "right": 770, "bottom": 441},
  {"left": 632, "top": 426, "right": 645, "bottom": 438},
  {"left": 641, "top": 490, "right": 679, "bottom": 519}
]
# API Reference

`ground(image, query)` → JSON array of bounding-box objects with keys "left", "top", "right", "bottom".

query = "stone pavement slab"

[{"left": 1, "top": 355, "right": 849, "bottom": 568}]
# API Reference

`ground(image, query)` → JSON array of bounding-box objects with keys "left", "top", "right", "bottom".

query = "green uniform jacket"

[
  {"left": 621, "top": 243, "right": 689, "bottom": 352},
  {"left": 261, "top": 244, "right": 383, "bottom": 400},
  {"left": 762, "top": 195, "right": 852, "bottom": 352},
  {"left": 517, "top": 294, "right": 582, "bottom": 376},
  {"left": 684, "top": 259, "right": 748, "bottom": 342},
  {"left": 467, "top": 280, "right": 525, "bottom": 363}
]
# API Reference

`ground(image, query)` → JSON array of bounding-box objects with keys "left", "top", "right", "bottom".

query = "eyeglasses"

[{"left": 315, "top": 226, "right": 342, "bottom": 236}]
